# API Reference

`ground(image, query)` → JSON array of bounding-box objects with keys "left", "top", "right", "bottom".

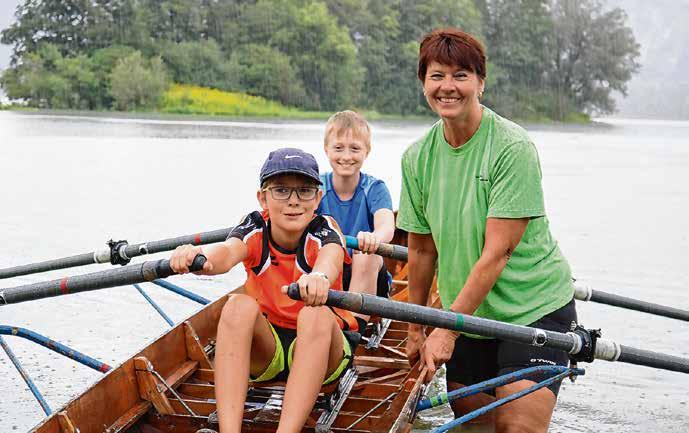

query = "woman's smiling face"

[{"left": 423, "top": 61, "right": 484, "bottom": 122}]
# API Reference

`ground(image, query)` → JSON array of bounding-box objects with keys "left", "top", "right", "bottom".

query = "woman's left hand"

[
  {"left": 419, "top": 328, "right": 459, "bottom": 383},
  {"left": 356, "top": 231, "right": 381, "bottom": 254}
]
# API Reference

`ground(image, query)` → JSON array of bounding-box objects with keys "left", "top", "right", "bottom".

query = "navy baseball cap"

[{"left": 259, "top": 148, "right": 322, "bottom": 185}]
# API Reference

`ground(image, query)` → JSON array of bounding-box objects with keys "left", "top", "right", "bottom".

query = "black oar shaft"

[
  {"left": 286, "top": 287, "right": 689, "bottom": 375},
  {"left": 289, "top": 286, "right": 577, "bottom": 352},
  {"left": 0, "top": 252, "right": 99, "bottom": 279},
  {"left": 0, "top": 257, "right": 206, "bottom": 305},
  {"left": 617, "top": 344, "right": 689, "bottom": 374},
  {"left": 574, "top": 284, "right": 689, "bottom": 322},
  {"left": 122, "top": 229, "right": 231, "bottom": 260},
  {"left": 0, "top": 229, "right": 232, "bottom": 280}
]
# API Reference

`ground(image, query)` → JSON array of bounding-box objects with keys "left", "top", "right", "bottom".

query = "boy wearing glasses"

[{"left": 170, "top": 148, "right": 360, "bottom": 433}]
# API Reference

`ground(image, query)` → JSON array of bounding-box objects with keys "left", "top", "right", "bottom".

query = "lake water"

[{"left": 1, "top": 111, "right": 688, "bottom": 432}]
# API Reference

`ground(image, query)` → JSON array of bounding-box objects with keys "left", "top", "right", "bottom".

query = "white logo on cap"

[{"left": 285, "top": 155, "right": 301, "bottom": 159}]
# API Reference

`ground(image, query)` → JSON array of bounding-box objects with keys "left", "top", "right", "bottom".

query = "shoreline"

[{"left": 2, "top": 106, "right": 606, "bottom": 128}]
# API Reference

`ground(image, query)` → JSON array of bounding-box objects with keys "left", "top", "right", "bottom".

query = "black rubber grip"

[
  {"left": 287, "top": 282, "right": 301, "bottom": 300},
  {"left": 189, "top": 254, "right": 207, "bottom": 272}
]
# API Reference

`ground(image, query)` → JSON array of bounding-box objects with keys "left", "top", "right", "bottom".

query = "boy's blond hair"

[{"left": 324, "top": 110, "right": 371, "bottom": 152}]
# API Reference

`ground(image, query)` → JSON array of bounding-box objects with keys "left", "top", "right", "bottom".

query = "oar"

[
  {"left": 0, "top": 230, "right": 230, "bottom": 279},
  {"left": 574, "top": 282, "right": 689, "bottom": 322},
  {"left": 0, "top": 256, "right": 207, "bottom": 305},
  {"left": 0, "top": 222, "right": 408, "bottom": 279},
  {"left": 286, "top": 285, "right": 689, "bottom": 374},
  {"left": 344, "top": 237, "right": 408, "bottom": 261},
  {"left": 345, "top": 238, "right": 689, "bottom": 324}
]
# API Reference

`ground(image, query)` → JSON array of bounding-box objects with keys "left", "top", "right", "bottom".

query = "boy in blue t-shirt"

[{"left": 318, "top": 111, "right": 395, "bottom": 321}]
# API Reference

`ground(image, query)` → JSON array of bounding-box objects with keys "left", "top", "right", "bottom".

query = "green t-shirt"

[{"left": 397, "top": 107, "right": 574, "bottom": 329}]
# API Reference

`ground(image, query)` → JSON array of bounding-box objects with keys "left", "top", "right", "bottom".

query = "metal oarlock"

[{"left": 107, "top": 239, "right": 132, "bottom": 265}]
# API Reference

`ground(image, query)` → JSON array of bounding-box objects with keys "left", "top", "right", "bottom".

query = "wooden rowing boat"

[
  {"left": 7, "top": 225, "right": 689, "bottom": 433},
  {"left": 28, "top": 247, "right": 430, "bottom": 433}
]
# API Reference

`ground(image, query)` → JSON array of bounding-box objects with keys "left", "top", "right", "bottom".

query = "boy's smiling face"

[
  {"left": 324, "top": 129, "right": 369, "bottom": 178},
  {"left": 257, "top": 174, "right": 322, "bottom": 238}
]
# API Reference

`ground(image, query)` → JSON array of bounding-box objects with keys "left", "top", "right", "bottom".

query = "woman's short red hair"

[{"left": 418, "top": 28, "right": 486, "bottom": 82}]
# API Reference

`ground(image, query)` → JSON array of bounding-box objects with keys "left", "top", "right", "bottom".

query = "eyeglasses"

[{"left": 262, "top": 186, "right": 319, "bottom": 201}]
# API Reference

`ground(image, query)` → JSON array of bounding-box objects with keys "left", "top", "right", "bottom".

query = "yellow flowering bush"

[{"left": 160, "top": 84, "right": 327, "bottom": 118}]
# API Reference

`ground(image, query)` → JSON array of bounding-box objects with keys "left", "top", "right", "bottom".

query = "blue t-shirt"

[{"left": 317, "top": 172, "right": 393, "bottom": 239}]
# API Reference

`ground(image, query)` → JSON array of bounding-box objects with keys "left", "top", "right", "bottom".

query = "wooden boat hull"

[{"left": 30, "top": 277, "right": 425, "bottom": 433}]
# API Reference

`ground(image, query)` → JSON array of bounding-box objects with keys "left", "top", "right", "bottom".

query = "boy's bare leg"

[
  {"left": 215, "top": 294, "right": 277, "bottom": 433},
  {"left": 348, "top": 253, "right": 384, "bottom": 322},
  {"left": 276, "top": 307, "right": 345, "bottom": 433}
]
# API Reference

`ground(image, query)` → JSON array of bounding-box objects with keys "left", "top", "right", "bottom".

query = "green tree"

[
  {"left": 140, "top": 0, "right": 207, "bottom": 43},
  {"left": 325, "top": 0, "right": 483, "bottom": 114},
  {"left": 324, "top": 0, "right": 402, "bottom": 112},
  {"left": 90, "top": 45, "right": 138, "bottom": 108},
  {"left": 232, "top": 44, "right": 307, "bottom": 106},
  {"left": 477, "top": 0, "right": 554, "bottom": 119},
  {"left": 549, "top": 0, "right": 640, "bottom": 118},
  {"left": 110, "top": 52, "right": 169, "bottom": 110},
  {"left": 1, "top": 0, "right": 119, "bottom": 60},
  {"left": 0, "top": 44, "right": 99, "bottom": 109},
  {"left": 54, "top": 54, "right": 99, "bottom": 109},
  {"left": 235, "top": 0, "right": 363, "bottom": 111},
  {"left": 0, "top": 46, "right": 68, "bottom": 107},
  {"left": 160, "top": 39, "right": 240, "bottom": 91}
]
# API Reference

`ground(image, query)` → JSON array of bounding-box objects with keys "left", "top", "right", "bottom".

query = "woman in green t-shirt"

[{"left": 397, "top": 28, "right": 577, "bottom": 433}]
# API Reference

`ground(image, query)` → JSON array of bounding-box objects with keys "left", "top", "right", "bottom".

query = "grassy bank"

[
  {"left": 159, "top": 84, "right": 330, "bottom": 119},
  {"left": 158, "top": 84, "right": 434, "bottom": 121}
]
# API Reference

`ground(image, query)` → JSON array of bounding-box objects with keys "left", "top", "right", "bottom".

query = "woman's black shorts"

[{"left": 445, "top": 299, "right": 577, "bottom": 397}]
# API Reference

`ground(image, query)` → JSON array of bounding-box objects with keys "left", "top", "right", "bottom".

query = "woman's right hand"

[
  {"left": 170, "top": 244, "right": 213, "bottom": 274},
  {"left": 406, "top": 325, "right": 426, "bottom": 364}
]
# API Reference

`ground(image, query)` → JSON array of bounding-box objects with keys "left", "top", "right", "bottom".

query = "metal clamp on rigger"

[
  {"left": 568, "top": 324, "right": 601, "bottom": 364},
  {"left": 107, "top": 239, "right": 131, "bottom": 266}
]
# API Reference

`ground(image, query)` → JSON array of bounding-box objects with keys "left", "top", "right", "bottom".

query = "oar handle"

[
  {"left": 287, "top": 283, "right": 300, "bottom": 300},
  {"left": 287, "top": 283, "right": 357, "bottom": 310},
  {"left": 189, "top": 254, "right": 208, "bottom": 273},
  {"left": 344, "top": 236, "right": 408, "bottom": 261},
  {"left": 151, "top": 254, "right": 207, "bottom": 279}
]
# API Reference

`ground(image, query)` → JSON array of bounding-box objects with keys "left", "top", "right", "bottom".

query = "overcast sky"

[{"left": 0, "top": 0, "right": 20, "bottom": 70}]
